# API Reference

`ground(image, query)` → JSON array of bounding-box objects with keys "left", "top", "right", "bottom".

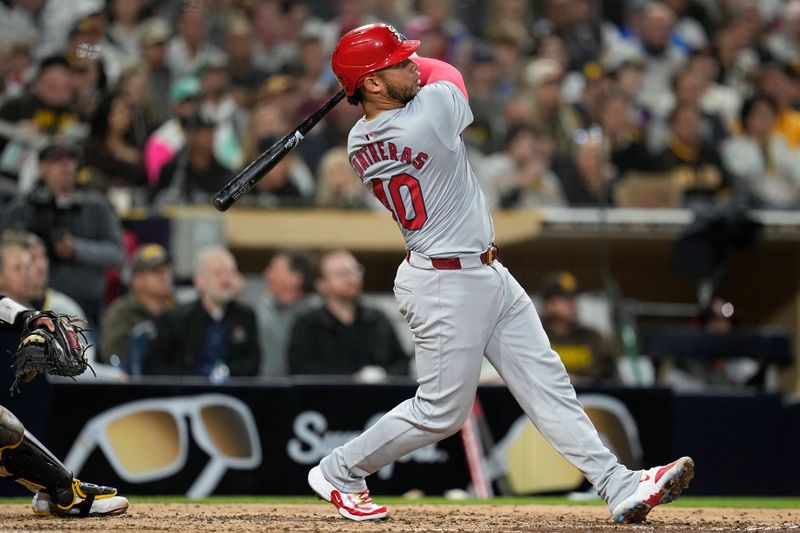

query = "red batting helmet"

[{"left": 331, "top": 23, "right": 420, "bottom": 96}]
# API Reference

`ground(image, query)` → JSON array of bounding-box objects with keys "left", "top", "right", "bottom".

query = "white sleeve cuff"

[{"left": 0, "top": 296, "right": 29, "bottom": 326}]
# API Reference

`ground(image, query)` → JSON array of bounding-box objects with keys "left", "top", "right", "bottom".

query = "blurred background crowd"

[
  {"left": 0, "top": 0, "right": 797, "bottom": 390},
  {"left": 0, "top": 0, "right": 798, "bottom": 212}
]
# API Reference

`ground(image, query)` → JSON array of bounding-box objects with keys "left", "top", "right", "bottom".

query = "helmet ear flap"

[{"left": 332, "top": 23, "right": 420, "bottom": 97}]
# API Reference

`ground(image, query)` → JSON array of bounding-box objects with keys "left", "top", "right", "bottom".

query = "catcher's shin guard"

[
  {"left": 0, "top": 406, "right": 75, "bottom": 509},
  {"left": 0, "top": 405, "right": 24, "bottom": 447}
]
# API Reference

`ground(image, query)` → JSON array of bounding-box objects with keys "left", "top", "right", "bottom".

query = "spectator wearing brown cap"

[
  {"left": 66, "top": 15, "right": 111, "bottom": 121},
  {"left": 539, "top": 272, "right": 619, "bottom": 385},
  {"left": 100, "top": 243, "right": 174, "bottom": 370}
]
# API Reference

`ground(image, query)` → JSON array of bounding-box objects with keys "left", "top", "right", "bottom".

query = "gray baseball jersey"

[
  {"left": 347, "top": 81, "right": 494, "bottom": 256},
  {"left": 321, "top": 76, "right": 642, "bottom": 514}
]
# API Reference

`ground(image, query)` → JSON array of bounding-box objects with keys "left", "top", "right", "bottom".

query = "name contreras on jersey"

[{"left": 351, "top": 141, "right": 429, "bottom": 178}]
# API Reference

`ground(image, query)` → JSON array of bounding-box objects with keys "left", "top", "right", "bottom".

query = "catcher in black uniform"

[{"left": 0, "top": 293, "right": 128, "bottom": 517}]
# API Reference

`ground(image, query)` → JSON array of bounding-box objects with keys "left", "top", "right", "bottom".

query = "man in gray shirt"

[
  {"left": 2, "top": 143, "right": 124, "bottom": 326},
  {"left": 250, "top": 250, "right": 314, "bottom": 377}
]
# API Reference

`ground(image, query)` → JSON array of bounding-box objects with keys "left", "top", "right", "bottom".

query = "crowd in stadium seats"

[
  {"left": 0, "top": 0, "right": 796, "bottom": 385},
  {"left": 0, "top": 0, "right": 797, "bottom": 212}
]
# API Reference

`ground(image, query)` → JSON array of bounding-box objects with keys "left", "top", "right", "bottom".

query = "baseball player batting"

[
  {"left": 307, "top": 23, "right": 694, "bottom": 524},
  {"left": 0, "top": 294, "right": 129, "bottom": 517}
]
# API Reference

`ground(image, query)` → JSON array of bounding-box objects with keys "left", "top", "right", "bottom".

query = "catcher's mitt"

[{"left": 10, "top": 311, "right": 93, "bottom": 393}]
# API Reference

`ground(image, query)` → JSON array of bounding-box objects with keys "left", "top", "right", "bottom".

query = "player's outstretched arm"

[{"left": 412, "top": 56, "right": 469, "bottom": 101}]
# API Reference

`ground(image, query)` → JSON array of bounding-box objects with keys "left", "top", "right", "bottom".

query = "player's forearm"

[
  {"left": 413, "top": 56, "right": 468, "bottom": 101},
  {"left": 0, "top": 295, "right": 31, "bottom": 330}
]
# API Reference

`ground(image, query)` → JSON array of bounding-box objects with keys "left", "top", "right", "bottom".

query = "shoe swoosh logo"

[{"left": 640, "top": 474, "right": 651, "bottom": 483}]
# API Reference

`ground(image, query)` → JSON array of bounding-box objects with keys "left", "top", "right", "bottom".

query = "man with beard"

[
  {"left": 288, "top": 249, "right": 408, "bottom": 377},
  {"left": 100, "top": 243, "right": 175, "bottom": 371},
  {"left": 307, "top": 23, "right": 693, "bottom": 524},
  {"left": 143, "top": 246, "right": 259, "bottom": 377},
  {"left": 539, "top": 272, "right": 619, "bottom": 384}
]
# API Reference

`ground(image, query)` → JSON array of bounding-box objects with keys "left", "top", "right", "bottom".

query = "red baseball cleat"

[
  {"left": 612, "top": 456, "right": 695, "bottom": 523},
  {"left": 308, "top": 465, "right": 388, "bottom": 521}
]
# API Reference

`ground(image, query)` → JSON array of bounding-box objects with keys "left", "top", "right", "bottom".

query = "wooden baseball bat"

[{"left": 212, "top": 89, "right": 346, "bottom": 211}]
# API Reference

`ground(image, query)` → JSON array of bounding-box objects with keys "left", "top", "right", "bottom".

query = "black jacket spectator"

[
  {"left": 0, "top": 56, "right": 79, "bottom": 138},
  {"left": 656, "top": 105, "right": 730, "bottom": 206},
  {"left": 0, "top": 93, "right": 80, "bottom": 136},
  {"left": 144, "top": 299, "right": 260, "bottom": 377},
  {"left": 288, "top": 303, "right": 408, "bottom": 376}
]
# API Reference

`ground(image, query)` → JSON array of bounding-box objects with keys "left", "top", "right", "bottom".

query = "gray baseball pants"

[{"left": 319, "top": 259, "right": 640, "bottom": 510}]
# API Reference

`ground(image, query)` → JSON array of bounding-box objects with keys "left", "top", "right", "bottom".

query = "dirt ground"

[{"left": 0, "top": 503, "right": 798, "bottom": 532}]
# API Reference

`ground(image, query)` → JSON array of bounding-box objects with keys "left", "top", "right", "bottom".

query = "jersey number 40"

[{"left": 372, "top": 173, "right": 428, "bottom": 231}]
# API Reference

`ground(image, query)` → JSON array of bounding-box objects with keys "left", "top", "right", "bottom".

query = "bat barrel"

[{"left": 212, "top": 89, "right": 345, "bottom": 212}]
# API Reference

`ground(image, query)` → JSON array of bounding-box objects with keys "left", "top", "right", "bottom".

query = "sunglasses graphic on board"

[{"left": 63, "top": 394, "right": 262, "bottom": 498}]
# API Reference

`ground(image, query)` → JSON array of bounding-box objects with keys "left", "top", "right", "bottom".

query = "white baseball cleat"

[
  {"left": 612, "top": 456, "right": 695, "bottom": 523},
  {"left": 32, "top": 480, "right": 129, "bottom": 517},
  {"left": 308, "top": 465, "right": 389, "bottom": 521}
]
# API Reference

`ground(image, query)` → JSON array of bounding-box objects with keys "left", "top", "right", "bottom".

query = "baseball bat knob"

[{"left": 212, "top": 193, "right": 230, "bottom": 212}]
